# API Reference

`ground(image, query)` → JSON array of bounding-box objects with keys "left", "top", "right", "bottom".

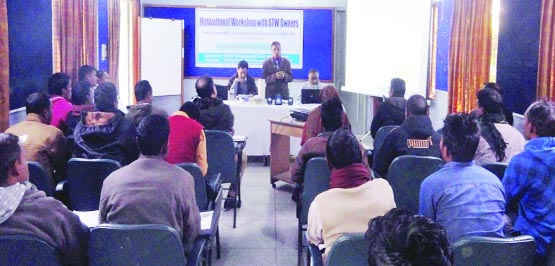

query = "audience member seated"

[
  {"left": 194, "top": 75, "right": 234, "bottom": 133},
  {"left": 374, "top": 94, "right": 441, "bottom": 177},
  {"left": 473, "top": 85, "right": 525, "bottom": 164},
  {"left": 47, "top": 72, "right": 73, "bottom": 131},
  {"left": 474, "top": 83, "right": 514, "bottom": 126},
  {"left": 366, "top": 208, "right": 453, "bottom": 266},
  {"left": 300, "top": 85, "right": 351, "bottom": 145},
  {"left": 503, "top": 100, "right": 555, "bottom": 264},
  {"left": 65, "top": 80, "right": 95, "bottom": 136},
  {"left": 419, "top": 113, "right": 505, "bottom": 243},
  {"left": 78, "top": 64, "right": 98, "bottom": 90},
  {"left": 181, "top": 101, "right": 200, "bottom": 121},
  {"left": 166, "top": 102, "right": 208, "bottom": 176},
  {"left": 73, "top": 82, "right": 139, "bottom": 166},
  {"left": 307, "top": 129, "right": 396, "bottom": 262},
  {"left": 96, "top": 70, "right": 111, "bottom": 85},
  {"left": 99, "top": 115, "right": 200, "bottom": 253},
  {"left": 6, "top": 92, "right": 68, "bottom": 183},
  {"left": 370, "top": 78, "right": 407, "bottom": 139},
  {"left": 126, "top": 80, "right": 169, "bottom": 127},
  {"left": 227, "top": 60, "right": 258, "bottom": 96},
  {"left": 0, "top": 133, "right": 89, "bottom": 265},
  {"left": 300, "top": 68, "right": 324, "bottom": 90},
  {"left": 291, "top": 98, "right": 367, "bottom": 202}
]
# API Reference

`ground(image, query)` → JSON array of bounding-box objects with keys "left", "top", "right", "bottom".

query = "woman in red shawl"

[{"left": 300, "top": 85, "right": 351, "bottom": 145}]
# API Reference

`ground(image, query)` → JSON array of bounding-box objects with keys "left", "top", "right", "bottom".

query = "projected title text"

[{"left": 199, "top": 17, "right": 299, "bottom": 28}]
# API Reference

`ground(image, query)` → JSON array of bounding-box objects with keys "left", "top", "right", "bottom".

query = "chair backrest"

[
  {"left": 387, "top": 155, "right": 445, "bottom": 214},
  {"left": 205, "top": 130, "right": 236, "bottom": 185},
  {"left": 481, "top": 162, "right": 509, "bottom": 181},
  {"left": 178, "top": 163, "right": 209, "bottom": 211},
  {"left": 372, "top": 125, "right": 399, "bottom": 167},
  {"left": 453, "top": 235, "right": 536, "bottom": 266},
  {"left": 0, "top": 234, "right": 62, "bottom": 266},
  {"left": 327, "top": 233, "right": 368, "bottom": 266},
  {"left": 28, "top": 161, "right": 54, "bottom": 197},
  {"left": 66, "top": 158, "right": 121, "bottom": 211},
  {"left": 301, "top": 157, "right": 331, "bottom": 225},
  {"left": 89, "top": 224, "right": 186, "bottom": 266},
  {"left": 215, "top": 84, "right": 228, "bottom": 100}
]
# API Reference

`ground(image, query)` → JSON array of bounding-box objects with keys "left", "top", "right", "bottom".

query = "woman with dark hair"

[
  {"left": 474, "top": 85, "right": 525, "bottom": 164},
  {"left": 300, "top": 85, "right": 351, "bottom": 145}
]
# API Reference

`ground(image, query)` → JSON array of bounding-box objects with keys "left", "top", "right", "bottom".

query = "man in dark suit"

[{"left": 262, "top": 41, "right": 293, "bottom": 99}]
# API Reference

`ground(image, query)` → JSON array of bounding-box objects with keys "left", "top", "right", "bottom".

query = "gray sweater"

[{"left": 99, "top": 156, "right": 201, "bottom": 252}]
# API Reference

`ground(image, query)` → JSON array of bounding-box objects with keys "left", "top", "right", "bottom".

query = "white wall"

[{"left": 429, "top": 90, "right": 449, "bottom": 130}]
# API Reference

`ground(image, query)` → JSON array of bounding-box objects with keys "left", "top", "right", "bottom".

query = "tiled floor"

[{"left": 214, "top": 163, "right": 301, "bottom": 266}]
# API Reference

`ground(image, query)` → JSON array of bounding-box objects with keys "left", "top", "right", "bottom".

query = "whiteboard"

[
  {"left": 343, "top": 0, "right": 431, "bottom": 98},
  {"left": 141, "top": 18, "right": 183, "bottom": 96}
]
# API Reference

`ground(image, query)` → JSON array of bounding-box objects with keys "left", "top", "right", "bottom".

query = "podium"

[{"left": 269, "top": 119, "right": 305, "bottom": 187}]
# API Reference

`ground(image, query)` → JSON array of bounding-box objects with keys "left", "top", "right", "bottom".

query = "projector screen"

[
  {"left": 195, "top": 8, "right": 304, "bottom": 69},
  {"left": 343, "top": 0, "right": 432, "bottom": 98}
]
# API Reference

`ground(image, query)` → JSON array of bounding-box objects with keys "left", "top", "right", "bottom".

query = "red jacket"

[{"left": 166, "top": 111, "right": 207, "bottom": 175}]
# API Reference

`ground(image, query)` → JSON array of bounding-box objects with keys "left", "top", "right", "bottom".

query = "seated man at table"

[
  {"left": 291, "top": 97, "right": 367, "bottom": 202},
  {"left": 99, "top": 114, "right": 201, "bottom": 253},
  {"left": 307, "top": 129, "right": 396, "bottom": 262},
  {"left": 166, "top": 102, "right": 208, "bottom": 176},
  {"left": 228, "top": 60, "right": 258, "bottom": 96},
  {"left": 0, "top": 133, "right": 89, "bottom": 265},
  {"left": 194, "top": 75, "right": 234, "bottom": 134}
]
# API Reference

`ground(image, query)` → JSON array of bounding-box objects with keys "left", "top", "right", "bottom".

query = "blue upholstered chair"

[
  {"left": 65, "top": 158, "right": 121, "bottom": 211},
  {"left": 387, "top": 155, "right": 445, "bottom": 214},
  {"left": 371, "top": 125, "right": 399, "bottom": 171},
  {"left": 28, "top": 161, "right": 54, "bottom": 197},
  {"left": 453, "top": 235, "right": 536, "bottom": 266},
  {"left": 0, "top": 234, "right": 62, "bottom": 266}
]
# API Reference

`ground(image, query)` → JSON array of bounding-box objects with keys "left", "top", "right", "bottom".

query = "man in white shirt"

[{"left": 301, "top": 69, "right": 324, "bottom": 90}]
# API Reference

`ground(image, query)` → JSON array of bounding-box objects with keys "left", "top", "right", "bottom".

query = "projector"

[{"left": 290, "top": 108, "right": 310, "bottom": 122}]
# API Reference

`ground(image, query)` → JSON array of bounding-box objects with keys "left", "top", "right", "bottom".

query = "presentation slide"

[
  {"left": 195, "top": 8, "right": 304, "bottom": 69},
  {"left": 343, "top": 0, "right": 431, "bottom": 98}
]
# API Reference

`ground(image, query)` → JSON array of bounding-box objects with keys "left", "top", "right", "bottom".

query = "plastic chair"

[
  {"left": 28, "top": 161, "right": 54, "bottom": 197},
  {"left": 387, "top": 155, "right": 445, "bottom": 214},
  {"left": 481, "top": 162, "right": 509, "bottom": 181},
  {"left": 205, "top": 130, "right": 240, "bottom": 228},
  {"left": 65, "top": 158, "right": 121, "bottom": 211},
  {"left": 89, "top": 224, "right": 204, "bottom": 266},
  {"left": 453, "top": 235, "right": 536, "bottom": 266},
  {"left": 0, "top": 234, "right": 62, "bottom": 266},
  {"left": 298, "top": 157, "right": 331, "bottom": 265},
  {"left": 327, "top": 233, "right": 367, "bottom": 266},
  {"left": 371, "top": 125, "right": 399, "bottom": 170},
  {"left": 178, "top": 162, "right": 222, "bottom": 265}
]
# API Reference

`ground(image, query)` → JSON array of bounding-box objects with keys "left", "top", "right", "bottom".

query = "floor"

[{"left": 214, "top": 162, "right": 301, "bottom": 266}]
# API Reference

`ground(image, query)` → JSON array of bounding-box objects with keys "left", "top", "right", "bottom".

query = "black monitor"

[
  {"left": 301, "top": 89, "right": 321, "bottom": 104},
  {"left": 215, "top": 84, "right": 228, "bottom": 100}
]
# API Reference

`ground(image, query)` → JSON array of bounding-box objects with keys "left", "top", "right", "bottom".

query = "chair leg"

[
  {"left": 233, "top": 195, "right": 237, "bottom": 228},
  {"left": 298, "top": 220, "right": 303, "bottom": 266},
  {"left": 216, "top": 227, "right": 221, "bottom": 259}
]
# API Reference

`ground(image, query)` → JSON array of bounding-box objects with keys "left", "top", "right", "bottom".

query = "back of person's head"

[
  {"left": 179, "top": 101, "right": 200, "bottom": 121},
  {"left": 137, "top": 114, "right": 169, "bottom": 156},
  {"left": 94, "top": 82, "right": 118, "bottom": 111},
  {"left": 321, "top": 97, "right": 343, "bottom": 132},
  {"left": 407, "top": 95, "right": 427, "bottom": 116},
  {"left": 390, "top": 78, "right": 406, "bottom": 97},
  {"left": 134, "top": 80, "right": 153, "bottom": 102},
  {"left": 482, "top": 82, "right": 503, "bottom": 94},
  {"left": 78, "top": 65, "right": 96, "bottom": 81},
  {"left": 0, "top": 133, "right": 22, "bottom": 184},
  {"left": 71, "top": 81, "right": 92, "bottom": 105},
  {"left": 47, "top": 72, "right": 70, "bottom": 96},
  {"left": 195, "top": 75, "right": 215, "bottom": 98},
  {"left": 477, "top": 86, "right": 504, "bottom": 114},
  {"left": 320, "top": 85, "right": 340, "bottom": 103},
  {"left": 238, "top": 60, "right": 249, "bottom": 69},
  {"left": 525, "top": 100, "right": 555, "bottom": 137},
  {"left": 442, "top": 113, "right": 480, "bottom": 162},
  {"left": 366, "top": 208, "right": 453, "bottom": 266},
  {"left": 326, "top": 128, "right": 362, "bottom": 168},
  {"left": 26, "top": 92, "right": 51, "bottom": 116}
]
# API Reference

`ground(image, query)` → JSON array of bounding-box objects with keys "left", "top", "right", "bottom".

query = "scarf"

[
  {"left": 329, "top": 163, "right": 371, "bottom": 189},
  {"left": 0, "top": 182, "right": 35, "bottom": 224}
]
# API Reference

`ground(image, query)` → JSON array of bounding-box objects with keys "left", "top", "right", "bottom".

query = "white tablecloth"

[{"left": 226, "top": 100, "right": 319, "bottom": 156}]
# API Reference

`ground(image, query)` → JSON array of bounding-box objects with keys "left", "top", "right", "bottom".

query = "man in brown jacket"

[
  {"left": 99, "top": 114, "right": 200, "bottom": 253},
  {"left": 0, "top": 133, "right": 89, "bottom": 265},
  {"left": 6, "top": 92, "right": 68, "bottom": 182}
]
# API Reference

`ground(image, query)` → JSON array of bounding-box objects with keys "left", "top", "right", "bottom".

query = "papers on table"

[
  {"left": 200, "top": 211, "right": 213, "bottom": 235},
  {"left": 73, "top": 210, "right": 100, "bottom": 228},
  {"left": 232, "top": 135, "right": 247, "bottom": 142}
]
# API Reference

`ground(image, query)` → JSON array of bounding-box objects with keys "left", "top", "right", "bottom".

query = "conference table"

[{"left": 225, "top": 100, "right": 319, "bottom": 156}]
